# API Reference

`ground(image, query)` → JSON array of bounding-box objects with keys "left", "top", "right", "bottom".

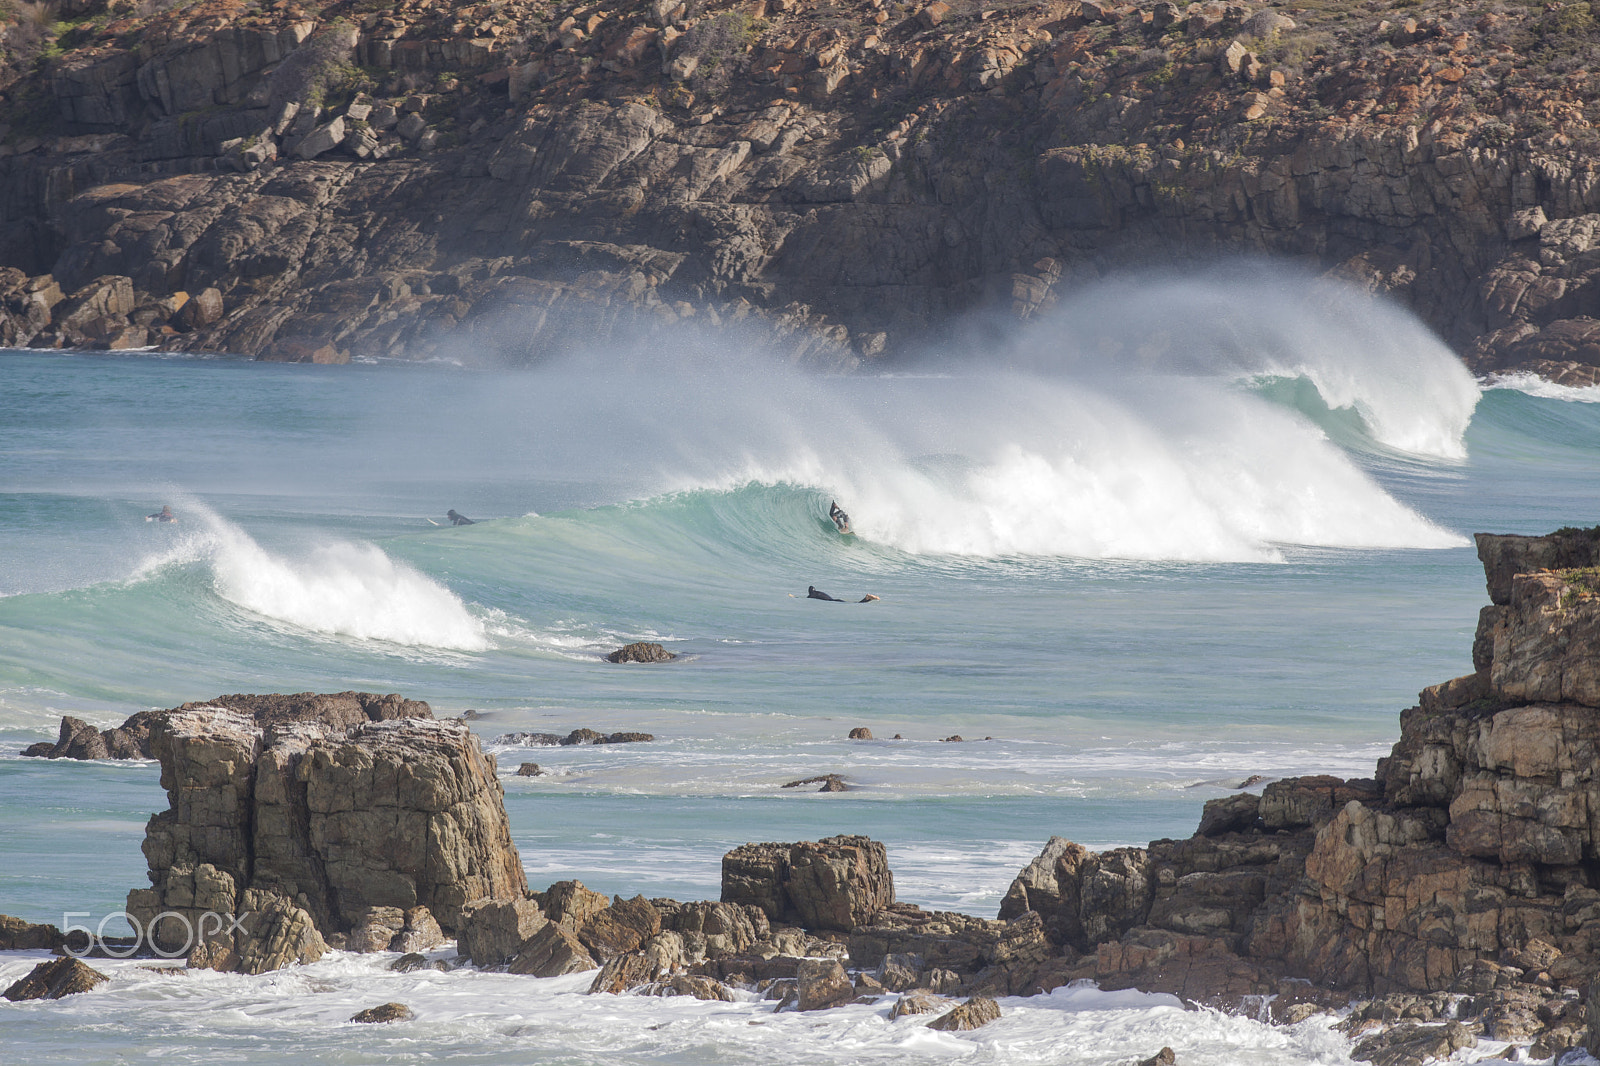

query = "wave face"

[{"left": 135, "top": 507, "right": 487, "bottom": 650}]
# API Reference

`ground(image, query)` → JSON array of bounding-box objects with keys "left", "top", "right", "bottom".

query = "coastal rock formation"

[
  {"left": 979, "top": 526, "right": 1600, "bottom": 1057},
  {"left": 928, "top": 995, "right": 1002, "bottom": 1031},
  {"left": 4, "top": 0, "right": 1600, "bottom": 374},
  {"left": 123, "top": 696, "right": 527, "bottom": 972},
  {"left": 20, "top": 691, "right": 431, "bottom": 760}
]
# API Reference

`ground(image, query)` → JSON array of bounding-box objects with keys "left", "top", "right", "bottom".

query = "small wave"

[{"left": 131, "top": 505, "right": 487, "bottom": 651}]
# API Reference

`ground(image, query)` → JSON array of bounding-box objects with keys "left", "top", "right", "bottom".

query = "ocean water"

[{"left": 2, "top": 277, "right": 1599, "bottom": 1064}]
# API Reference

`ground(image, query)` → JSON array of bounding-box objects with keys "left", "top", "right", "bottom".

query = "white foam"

[
  {"left": 1483, "top": 371, "right": 1600, "bottom": 403},
  {"left": 0, "top": 951, "right": 1363, "bottom": 1066},
  {"left": 132, "top": 506, "right": 487, "bottom": 651}
]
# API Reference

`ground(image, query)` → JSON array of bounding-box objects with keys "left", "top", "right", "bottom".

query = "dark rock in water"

[
  {"left": 1236, "top": 775, "right": 1267, "bottom": 789},
  {"left": 351, "top": 1002, "right": 414, "bottom": 1024},
  {"left": 781, "top": 774, "right": 849, "bottom": 792},
  {"left": 1137, "top": 1049, "right": 1177, "bottom": 1066},
  {"left": 892, "top": 734, "right": 905, "bottom": 740},
  {"left": 516, "top": 762, "right": 545, "bottom": 777},
  {"left": 560, "top": 729, "right": 655, "bottom": 745},
  {"left": 848, "top": 727, "right": 874, "bottom": 740},
  {"left": 0, "top": 914, "right": 64, "bottom": 951},
  {"left": 597, "top": 731, "right": 655, "bottom": 744},
  {"left": 21, "top": 741, "right": 53, "bottom": 757},
  {"left": 3, "top": 957, "right": 109, "bottom": 1001},
  {"left": 939, "top": 735, "right": 964, "bottom": 743},
  {"left": 606, "top": 642, "right": 677, "bottom": 664},
  {"left": 928, "top": 996, "right": 1001, "bottom": 1031},
  {"left": 495, "top": 732, "right": 562, "bottom": 746}
]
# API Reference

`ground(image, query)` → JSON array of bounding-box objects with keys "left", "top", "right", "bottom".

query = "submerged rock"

[
  {"left": 351, "top": 1002, "right": 414, "bottom": 1024},
  {"left": 781, "top": 774, "right": 850, "bottom": 792},
  {"left": 605, "top": 642, "right": 676, "bottom": 663},
  {"left": 2, "top": 957, "right": 110, "bottom": 1001}
]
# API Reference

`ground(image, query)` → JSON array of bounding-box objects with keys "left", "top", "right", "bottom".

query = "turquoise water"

[{"left": 0, "top": 294, "right": 1596, "bottom": 1063}]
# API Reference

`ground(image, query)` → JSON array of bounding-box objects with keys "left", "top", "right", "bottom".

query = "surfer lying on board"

[
  {"left": 807, "top": 586, "right": 879, "bottom": 603},
  {"left": 145, "top": 505, "right": 176, "bottom": 523},
  {"left": 829, "top": 501, "right": 852, "bottom": 534},
  {"left": 447, "top": 509, "right": 475, "bottom": 526}
]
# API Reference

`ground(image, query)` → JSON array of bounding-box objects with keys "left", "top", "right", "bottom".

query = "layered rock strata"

[
  {"left": 3, "top": 0, "right": 1600, "bottom": 373},
  {"left": 124, "top": 698, "right": 527, "bottom": 973}
]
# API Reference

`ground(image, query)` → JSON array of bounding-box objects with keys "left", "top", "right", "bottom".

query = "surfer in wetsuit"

[
  {"left": 829, "top": 501, "right": 852, "bottom": 534},
  {"left": 447, "top": 509, "right": 475, "bottom": 526},
  {"left": 807, "top": 586, "right": 879, "bottom": 603},
  {"left": 146, "top": 505, "right": 176, "bottom": 523}
]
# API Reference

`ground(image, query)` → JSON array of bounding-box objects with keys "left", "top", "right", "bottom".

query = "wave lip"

[{"left": 138, "top": 507, "right": 487, "bottom": 651}]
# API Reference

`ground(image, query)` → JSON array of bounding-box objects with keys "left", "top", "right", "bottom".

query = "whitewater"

[{"left": 2, "top": 276, "right": 1598, "bottom": 1065}]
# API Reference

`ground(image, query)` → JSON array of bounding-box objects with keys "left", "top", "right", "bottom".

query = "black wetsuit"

[
  {"left": 807, "top": 586, "right": 844, "bottom": 601},
  {"left": 447, "top": 510, "right": 475, "bottom": 526}
]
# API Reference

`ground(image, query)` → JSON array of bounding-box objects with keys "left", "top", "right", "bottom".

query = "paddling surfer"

[{"left": 807, "top": 586, "right": 879, "bottom": 603}]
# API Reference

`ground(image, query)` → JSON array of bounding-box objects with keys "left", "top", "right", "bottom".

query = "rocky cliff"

[
  {"left": 123, "top": 694, "right": 527, "bottom": 972},
  {"left": 3, "top": 0, "right": 1600, "bottom": 374}
]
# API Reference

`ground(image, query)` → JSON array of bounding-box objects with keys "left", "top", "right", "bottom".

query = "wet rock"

[
  {"left": 848, "top": 727, "right": 873, "bottom": 740},
  {"left": 606, "top": 642, "right": 677, "bottom": 663},
  {"left": 351, "top": 1002, "right": 414, "bottom": 1023},
  {"left": 928, "top": 996, "right": 1001, "bottom": 1031},
  {"left": 538, "top": 880, "right": 612, "bottom": 931},
  {"left": 515, "top": 762, "right": 546, "bottom": 776},
  {"left": 389, "top": 952, "right": 449, "bottom": 973}
]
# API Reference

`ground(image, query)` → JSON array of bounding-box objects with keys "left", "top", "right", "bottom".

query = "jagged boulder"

[
  {"left": 2, "top": 957, "right": 109, "bottom": 1000},
  {"left": 722, "top": 835, "right": 893, "bottom": 932},
  {"left": 124, "top": 698, "right": 526, "bottom": 973},
  {"left": 458, "top": 897, "right": 546, "bottom": 967},
  {"left": 605, "top": 642, "right": 676, "bottom": 663},
  {"left": 928, "top": 996, "right": 1001, "bottom": 1031}
]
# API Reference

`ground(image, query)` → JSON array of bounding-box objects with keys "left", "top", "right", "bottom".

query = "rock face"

[
  {"left": 2, "top": 957, "right": 110, "bottom": 1001},
  {"left": 123, "top": 696, "right": 527, "bottom": 973},
  {"left": 2, "top": 0, "right": 1599, "bottom": 376},
  {"left": 981, "top": 527, "right": 1600, "bottom": 1057},
  {"left": 722, "top": 835, "right": 893, "bottom": 931},
  {"left": 21, "top": 691, "right": 431, "bottom": 760}
]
